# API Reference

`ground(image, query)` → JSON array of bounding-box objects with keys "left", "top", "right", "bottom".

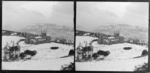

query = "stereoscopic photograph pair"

[{"left": 2, "top": 0, "right": 149, "bottom": 72}]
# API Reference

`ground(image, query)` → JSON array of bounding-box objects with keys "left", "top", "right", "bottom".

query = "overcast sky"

[
  {"left": 2, "top": 1, "right": 73, "bottom": 31},
  {"left": 77, "top": 2, "right": 149, "bottom": 29}
]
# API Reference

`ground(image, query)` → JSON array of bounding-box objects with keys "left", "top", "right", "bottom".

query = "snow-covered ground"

[
  {"left": 2, "top": 36, "right": 24, "bottom": 49},
  {"left": 2, "top": 36, "right": 74, "bottom": 70},
  {"left": 76, "top": 56, "right": 147, "bottom": 71},
  {"left": 76, "top": 36, "right": 148, "bottom": 71},
  {"left": 76, "top": 36, "right": 98, "bottom": 48}
]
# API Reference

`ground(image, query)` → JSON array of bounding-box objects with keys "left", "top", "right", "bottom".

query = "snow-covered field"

[
  {"left": 2, "top": 36, "right": 74, "bottom": 70},
  {"left": 76, "top": 36, "right": 148, "bottom": 71},
  {"left": 2, "top": 36, "right": 24, "bottom": 49},
  {"left": 76, "top": 36, "right": 98, "bottom": 48}
]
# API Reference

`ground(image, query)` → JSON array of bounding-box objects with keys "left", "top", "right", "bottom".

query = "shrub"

[
  {"left": 123, "top": 47, "right": 132, "bottom": 50},
  {"left": 141, "top": 50, "right": 148, "bottom": 56},
  {"left": 68, "top": 49, "right": 74, "bottom": 56},
  {"left": 50, "top": 46, "right": 59, "bottom": 50},
  {"left": 60, "top": 62, "right": 75, "bottom": 71},
  {"left": 134, "top": 63, "right": 148, "bottom": 72},
  {"left": 97, "top": 50, "right": 110, "bottom": 56},
  {"left": 92, "top": 53, "right": 99, "bottom": 60},
  {"left": 19, "top": 50, "right": 37, "bottom": 60}
]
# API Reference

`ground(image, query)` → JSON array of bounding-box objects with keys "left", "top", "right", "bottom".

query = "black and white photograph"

[
  {"left": 75, "top": 2, "right": 148, "bottom": 71},
  {"left": 2, "top": 1, "right": 74, "bottom": 71}
]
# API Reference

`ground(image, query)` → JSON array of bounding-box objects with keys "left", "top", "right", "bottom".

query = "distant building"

[
  {"left": 10, "top": 33, "right": 17, "bottom": 36},
  {"left": 25, "top": 30, "right": 51, "bottom": 44},
  {"left": 83, "top": 33, "right": 90, "bottom": 36},
  {"left": 97, "top": 30, "right": 124, "bottom": 45},
  {"left": 98, "top": 35, "right": 106, "bottom": 44},
  {"left": 25, "top": 33, "right": 35, "bottom": 44},
  {"left": 114, "top": 30, "right": 120, "bottom": 37}
]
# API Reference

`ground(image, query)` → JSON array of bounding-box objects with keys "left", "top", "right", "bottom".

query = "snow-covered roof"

[
  {"left": 10, "top": 33, "right": 17, "bottom": 35},
  {"left": 108, "top": 37, "right": 115, "bottom": 39},
  {"left": 35, "top": 36, "right": 42, "bottom": 39}
]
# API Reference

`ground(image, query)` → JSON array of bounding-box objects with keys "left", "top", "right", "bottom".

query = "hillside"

[
  {"left": 19, "top": 24, "right": 74, "bottom": 41},
  {"left": 77, "top": 24, "right": 148, "bottom": 42}
]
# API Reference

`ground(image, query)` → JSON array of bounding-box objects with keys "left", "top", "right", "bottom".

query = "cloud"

[
  {"left": 48, "top": 2, "right": 73, "bottom": 26},
  {"left": 121, "top": 2, "right": 149, "bottom": 27},
  {"left": 2, "top": 7, "right": 47, "bottom": 30},
  {"left": 2, "top": 1, "right": 73, "bottom": 31},
  {"left": 20, "top": 2, "right": 58, "bottom": 17},
  {"left": 77, "top": 2, "right": 98, "bottom": 12},
  {"left": 2, "top": 1, "right": 27, "bottom": 10},
  {"left": 77, "top": 2, "right": 120, "bottom": 30},
  {"left": 52, "top": 2, "right": 73, "bottom": 15},
  {"left": 126, "top": 2, "right": 148, "bottom": 16},
  {"left": 77, "top": 2, "right": 148, "bottom": 30}
]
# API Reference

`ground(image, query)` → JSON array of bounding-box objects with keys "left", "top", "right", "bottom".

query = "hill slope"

[
  {"left": 19, "top": 24, "right": 74, "bottom": 41},
  {"left": 77, "top": 24, "right": 148, "bottom": 42}
]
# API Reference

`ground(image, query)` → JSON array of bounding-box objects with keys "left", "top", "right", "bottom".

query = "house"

[
  {"left": 10, "top": 33, "right": 17, "bottom": 36},
  {"left": 97, "top": 30, "right": 124, "bottom": 45},
  {"left": 83, "top": 33, "right": 90, "bottom": 36},
  {"left": 98, "top": 35, "right": 108, "bottom": 44},
  {"left": 25, "top": 33, "right": 35, "bottom": 44},
  {"left": 25, "top": 30, "right": 51, "bottom": 44}
]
